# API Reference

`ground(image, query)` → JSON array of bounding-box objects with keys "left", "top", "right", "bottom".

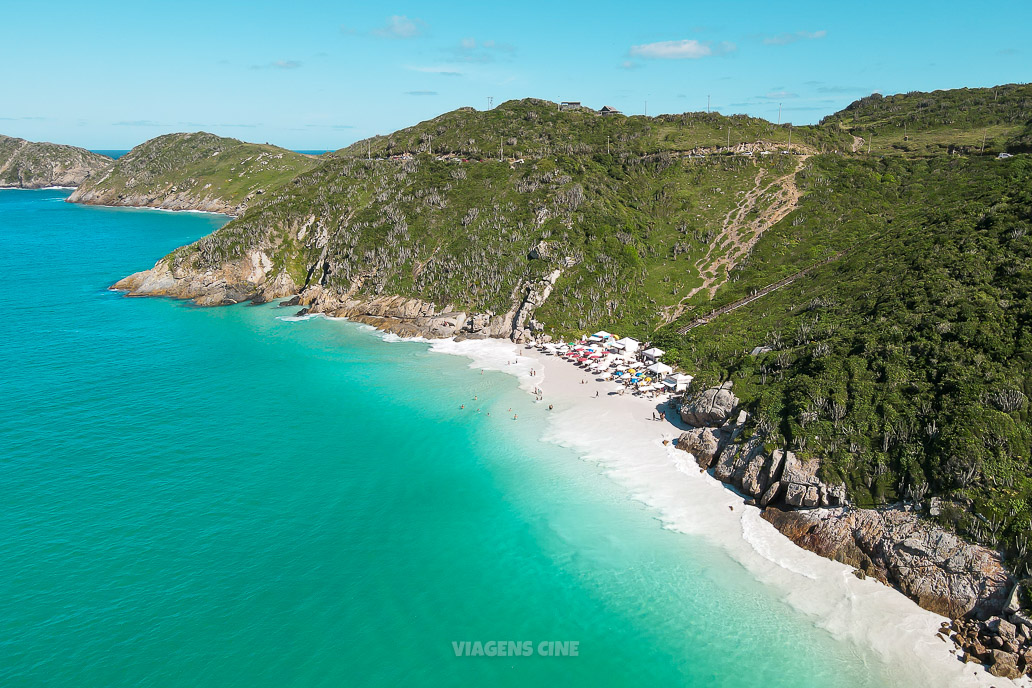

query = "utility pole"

[
  {"left": 778, "top": 103, "right": 782, "bottom": 126},
  {"left": 707, "top": 95, "right": 710, "bottom": 113},
  {"left": 428, "top": 134, "right": 432, "bottom": 156},
  {"left": 981, "top": 129, "right": 987, "bottom": 154},
  {"left": 727, "top": 125, "right": 730, "bottom": 150},
  {"left": 868, "top": 131, "right": 872, "bottom": 155},
  {"left": 903, "top": 121, "right": 907, "bottom": 141},
  {"left": 367, "top": 141, "right": 370, "bottom": 160},
  {"left": 788, "top": 124, "right": 792, "bottom": 151},
  {"left": 607, "top": 135, "right": 610, "bottom": 155},
  {"left": 644, "top": 98, "right": 648, "bottom": 117}
]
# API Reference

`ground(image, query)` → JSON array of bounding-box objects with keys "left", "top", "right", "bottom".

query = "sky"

[{"left": 1, "top": 0, "right": 1029, "bottom": 150}]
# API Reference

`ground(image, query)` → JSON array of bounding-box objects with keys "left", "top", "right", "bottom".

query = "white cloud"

[
  {"left": 251, "top": 60, "right": 302, "bottom": 70},
  {"left": 447, "top": 38, "right": 516, "bottom": 63},
  {"left": 372, "top": 15, "right": 425, "bottom": 39},
  {"left": 405, "top": 65, "right": 463, "bottom": 77},
  {"left": 629, "top": 39, "right": 735, "bottom": 60},
  {"left": 763, "top": 30, "right": 826, "bottom": 46}
]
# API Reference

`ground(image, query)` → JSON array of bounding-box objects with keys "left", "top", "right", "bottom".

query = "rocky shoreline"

[
  {"left": 67, "top": 187, "right": 242, "bottom": 215},
  {"left": 673, "top": 381, "right": 1028, "bottom": 680},
  {"left": 112, "top": 248, "right": 562, "bottom": 343}
]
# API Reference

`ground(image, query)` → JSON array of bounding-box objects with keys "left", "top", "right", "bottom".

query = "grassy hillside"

[
  {"left": 0, "top": 134, "right": 111, "bottom": 188},
  {"left": 176, "top": 149, "right": 800, "bottom": 334},
  {"left": 822, "top": 82, "right": 1032, "bottom": 156},
  {"left": 69, "top": 132, "right": 321, "bottom": 213}
]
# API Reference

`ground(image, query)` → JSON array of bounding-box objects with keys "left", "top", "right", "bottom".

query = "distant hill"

[
  {"left": 68, "top": 132, "right": 322, "bottom": 215},
  {"left": 821, "top": 82, "right": 1032, "bottom": 156},
  {"left": 0, "top": 135, "right": 112, "bottom": 189},
  {"left": 336, "top": 98, "right": 854, "bottom": 159}
]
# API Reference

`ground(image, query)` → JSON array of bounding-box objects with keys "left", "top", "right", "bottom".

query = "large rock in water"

[
  {"left": 679, "top": 382, "right": 739, "bottom": 427},
  {"left": 675, "top": 428, "right": 723, "bottom": 469},
  {"left": 762, "top": 507, "right": 1014, "bottom": 619}
]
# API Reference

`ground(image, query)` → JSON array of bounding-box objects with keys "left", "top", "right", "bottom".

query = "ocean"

[{"left": 0, "top": 189, "right": 919, "bottom": 686}]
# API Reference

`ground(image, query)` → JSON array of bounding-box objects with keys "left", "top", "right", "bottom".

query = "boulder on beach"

[
  {"left": 675, "top": 428, "right": 722, "bottom": 469},
  {"left": 679, "top": 382, "right": 739, "bottom": 427}
]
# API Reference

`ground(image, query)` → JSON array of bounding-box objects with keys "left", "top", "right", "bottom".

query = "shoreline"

[
  {"left": 409, "top": 334, "right": 1026, "bottom": 688},
  {"left": 0, "top": 185, "right": 75, "bottom": 190}
]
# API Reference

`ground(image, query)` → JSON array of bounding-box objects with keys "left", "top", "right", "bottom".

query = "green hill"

[
  {"left": 336, "top": 98, "right": 854, "bottom": 159},
  {"left": 821, "top": 82, "right": 1032, "bottom": 156},
  {"left": 68, "top": 132, "right": 321, "bottom": 214},
  {"left": 0, "top": 134, "right": 112, "bottom": 188}
]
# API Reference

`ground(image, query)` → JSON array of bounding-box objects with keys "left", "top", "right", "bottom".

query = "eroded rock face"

[
  {"left": 112, "top": 250, "right": 293, "bottom": 305},
  {"left": 761, "top": 506, "right": 1014, "bottom": 620},
  {"left": 679, "top": 382, "right": 739, "bottom": 427},
  {"left": 675, "top": 428, "right": 723, "bottom": 469}
]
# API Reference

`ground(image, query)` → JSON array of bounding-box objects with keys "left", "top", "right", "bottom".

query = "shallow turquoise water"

[{"left": 0, "top": 190, "right": 896, "bottom": 687}]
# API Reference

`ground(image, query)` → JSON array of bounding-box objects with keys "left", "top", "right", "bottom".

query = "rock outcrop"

[
  {"left": 0, "top": 134, "right": 111, "bottom": 188},
  {"left": 113, "top": 253, "right": 555, "bottom": 341},
  {"left": 676, "top": 408, "right": 1024, "bottom": 678},
  {"left": 761, "top": 507, "right": 1013, "bottom": 619},
  {"left": 675, "top": 427, "right": 723, "bottom": 469},
  {"left": 679, "top": 382, "right": 739, "bottom": 427}
]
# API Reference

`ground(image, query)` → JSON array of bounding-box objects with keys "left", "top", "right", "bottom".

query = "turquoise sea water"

[{"left": 0, "top": 190, "right": 897, "bottom": 687}]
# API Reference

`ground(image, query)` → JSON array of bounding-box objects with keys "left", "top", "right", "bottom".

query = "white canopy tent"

[
  {"left": 663, "top": 373, "right": 693, "bottom": 392},
  {"left": 642, "top": 347, "right": 665, "bottom": 361},
  {"left": 646, "top": 362, "right": 673, "bottom": 376},
  {"left": 613, "top": 337, "right": 640, "bottom": 354}
]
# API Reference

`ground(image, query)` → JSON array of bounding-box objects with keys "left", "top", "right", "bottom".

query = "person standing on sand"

[{"left": 595, "top": 391, "right": 599, "bottom": 398}]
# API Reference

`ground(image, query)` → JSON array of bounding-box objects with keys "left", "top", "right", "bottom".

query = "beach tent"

[
  {"left": 590, "top": 330, "right": 614, "bottom": 341},
  {"left": 646, "top": 362, "right": 673, "bottom": 376},
  {"left": 663, "top": 373, "right": 693, "bottom": 392},
  {"left": 615, "top": 337, "right": 640, "bottom": 354},
  {"left": 642, "top": 347, "right": 665, "bottom": 362}
]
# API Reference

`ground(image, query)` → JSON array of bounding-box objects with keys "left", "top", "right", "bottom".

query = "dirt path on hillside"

[{"left": 659, "top": 154, "right": 811, "bottom": 326}]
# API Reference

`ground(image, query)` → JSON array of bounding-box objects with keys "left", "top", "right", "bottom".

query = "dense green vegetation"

[
  {"left": 72, "top": 132, "right": 320, "bottom": 210},
  {"left": 654, "top": 153, "right": 1032, "bottom": 564},
  {"left": 184, "top": 147, "right": 793, "bottom": 334}
]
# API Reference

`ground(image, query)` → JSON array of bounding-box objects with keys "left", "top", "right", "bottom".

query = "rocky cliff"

[
  {"left": 112, "top": 241, "right": 558, "bottom": 341},
  {"left": 675, "top": 381, "right": 1023, "bottom": 677},
  {"left": 68, "top": 132, "right": 319, "bottom": 215},
  {"left": 0, "top": 135, "right": 111, "bottom": 188}
]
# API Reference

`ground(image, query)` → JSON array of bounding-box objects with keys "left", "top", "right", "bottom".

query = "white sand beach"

[{"left": 425, "top": 335, "right": 1028, "bottom": 688}]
